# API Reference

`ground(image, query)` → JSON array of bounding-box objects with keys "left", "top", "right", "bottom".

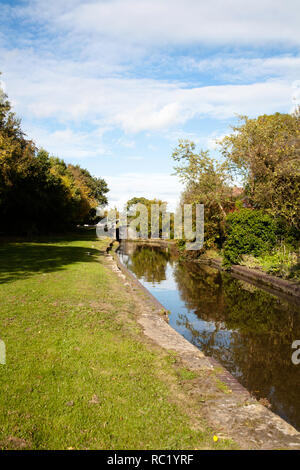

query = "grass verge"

[{"left": 0, "top": 232, "right": 235, "bottom": 450}]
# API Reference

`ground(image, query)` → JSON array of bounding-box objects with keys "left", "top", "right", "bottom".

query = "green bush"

[{"left": 223, "top": 209, "right": 277, "bottom": 267}]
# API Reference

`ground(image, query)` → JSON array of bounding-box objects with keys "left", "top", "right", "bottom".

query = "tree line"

[
  {"left": 172, "top": 110, "right": 300, "bottom": 278},
  {"left": 0, "top": 80, "right": 109, "bottom": 235}
]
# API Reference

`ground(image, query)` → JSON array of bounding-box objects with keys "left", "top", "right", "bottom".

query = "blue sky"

[{"left": 0, "top": 0, "right": 299, "bottom": 209}]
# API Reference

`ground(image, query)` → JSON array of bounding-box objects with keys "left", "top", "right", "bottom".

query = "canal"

[{"left": 118, "top": 241, "right": 300, "bottom": 431}]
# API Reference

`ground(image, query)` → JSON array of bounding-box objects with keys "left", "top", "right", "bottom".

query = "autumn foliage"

[{"left": 0, "top": 86, "right": 108, "bottom": 235}]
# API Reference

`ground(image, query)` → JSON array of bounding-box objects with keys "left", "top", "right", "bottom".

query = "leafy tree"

[
  {"left": 172, "top": 139, "right": 239, "bottom": 248},
  {"left": 0, "top": 80, "right": 109, "bottom": 234},
  {"left": 126, "top": 197, "right": 166, "bottom": 212},
  {"left": 67, "top": 165, "right": 109, "bottom": 224},
  {"left": 219, "top": 112, "right": 300, "bottom": 229}
]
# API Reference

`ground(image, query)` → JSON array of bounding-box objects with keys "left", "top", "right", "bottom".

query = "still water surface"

[{"left": 118, "top": 241, "right": 300, "bottom": 430}]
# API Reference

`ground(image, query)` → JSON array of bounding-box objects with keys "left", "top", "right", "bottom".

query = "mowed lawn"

[{"left": 0, "top": 232, "right": 233, "bottom": 450}]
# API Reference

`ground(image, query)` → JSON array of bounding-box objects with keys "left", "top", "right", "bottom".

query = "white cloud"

[
  {"left": 165, "top": 128, "right": 228, "bottom": 151},
  {"left": 23, "top": 124, "right": 109, "bottom": 160},
  {"left": 1, "top": 0, "right": 299, "bottom": 179},
  {"left": 115, "top": 138, "right": 136, "bottom": 148},
  {"left": 1, "top": 46, "right": 294, "bottom": 134},
  {"left": 104, "top": 173, "right": 183, "bottom": 210},
  {"left": 292, "top": 80, "right": 300, "bottom": 106},
  {"left": 21, "top": 0, "right": 300, "bottom": 47},
  {"left": 206, "top": 133, "right": 229, "bottom": 151},
  {"left": 185, "top": 55, "right": 300, "bottom": 82},
  {"left": 1, "top": 1, "right": 298, "bottom": 140}
]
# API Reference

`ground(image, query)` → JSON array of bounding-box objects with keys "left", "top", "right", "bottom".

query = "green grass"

[
  {"left": 241, "top": 245, "right": 300, "bottom": 281},
  {"left": 0, "top": 232, "right": 235, "bottom": 450},
  {"left": 176, "top": 368, "right": 198, "bottom": 381}
]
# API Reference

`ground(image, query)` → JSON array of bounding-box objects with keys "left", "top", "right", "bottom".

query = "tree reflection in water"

[
  {"left": 119, "top": 241, "right": 174, "bottom": 283},
  {"left": 118, "top": 242, "right": 300, "bottom": 430}
]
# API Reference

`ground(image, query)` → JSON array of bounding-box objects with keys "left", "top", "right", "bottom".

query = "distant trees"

[
  {"left": 126, "top": 197, "right": 172, "bottom": 238},
  {"left": 0, "top": 81, "right": 108, "bottom": 235}
]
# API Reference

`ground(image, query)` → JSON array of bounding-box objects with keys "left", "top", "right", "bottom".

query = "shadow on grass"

[
  {"left": 0, "top": 227, "right": 97, "bottom": 245},
  {"left": 0, "top": 242, "right": 102, "bottom": 284}
]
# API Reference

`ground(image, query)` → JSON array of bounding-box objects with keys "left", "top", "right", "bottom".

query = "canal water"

[{"left": 118, "top": 241, "right": 300, "bottom": 430}]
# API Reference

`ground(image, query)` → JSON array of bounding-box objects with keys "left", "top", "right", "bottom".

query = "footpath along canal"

[{"left": 117, "top": 241, "right": 300, "bottom": 432}]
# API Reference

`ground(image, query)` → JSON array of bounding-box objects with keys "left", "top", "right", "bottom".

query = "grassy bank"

[
  {"left": 0, "top": 232, "right": 234, "bottom": 450},
  {"left": 198, "top": 247, "right": 300, "bottom": 283}
]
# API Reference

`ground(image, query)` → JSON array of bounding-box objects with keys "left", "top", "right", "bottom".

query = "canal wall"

[{"left": 207, "top": 258, "right": 300, "bottom": 299}]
